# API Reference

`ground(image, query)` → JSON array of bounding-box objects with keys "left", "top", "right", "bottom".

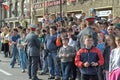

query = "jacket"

[
  {"left": 76, "top": 27, "right": 97, "bottom": 50},
  {"left": 109, "top": 48, "right": 120, "bottom": 72},
  {"left": 25, "top": 32, "right": 40, "bottom": 56},
  {"left": 58, "top": 46, "right": 75, "bottom": 62},
  {"left": 75, "top": 46, "right": 104, "bottom": 75},
  {"left": 44, "top": 33, "right": 58, "bottom": 52},
  {"left": 103, "top": 46, "right": 111, "bottom": 71}
]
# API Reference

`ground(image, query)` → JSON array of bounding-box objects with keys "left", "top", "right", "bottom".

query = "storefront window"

[
  {"left": 17, "top": 2, "right": 21, "bottom": 16},
  {"left": 24, "top": 0, "right": 30, "bottom": 17}
]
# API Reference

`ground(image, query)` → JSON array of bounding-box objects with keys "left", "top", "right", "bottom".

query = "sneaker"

[
  {"left": 55, "top": 76, "right": 61, "bottom": 80},
  {"left": 39, "top": 72, "right": 45, "bottom": 75},
  {"left": 48, "top": 76, "right": 54, "bottom": 79},
  {"left": 32, "top": 77, "right": 42, "bottom": 80},
  {"left": 21, "top": 70, "right": 25, "bottom": 73},
  {"left": 10, "top": 66, "right": 14, "bottom": 68}
]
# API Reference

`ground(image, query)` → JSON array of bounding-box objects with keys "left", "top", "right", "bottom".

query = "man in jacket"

[
  {"left": 76, "top": 17, "right": 97, "bottom": 50},
  {"left": 44, "top": 26, "right": 60, "bottom": 79},
  {"left": 26, "top": 24, "right": 41, "bottom": 80}
]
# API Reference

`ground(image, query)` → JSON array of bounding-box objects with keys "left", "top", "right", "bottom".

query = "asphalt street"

[{"left": 0, "top": 52, "right": 49, "bottom": 80}]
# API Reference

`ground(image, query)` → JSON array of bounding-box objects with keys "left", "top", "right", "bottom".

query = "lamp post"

[
  {"left": 0, "top": 0, "right": 4, "bottom": 27},
  {"left": 0, "top": 2, "right": 2, "bottom": 27},
  {"left": 60, "top": 0, "right": 63, "bottom": 26}
]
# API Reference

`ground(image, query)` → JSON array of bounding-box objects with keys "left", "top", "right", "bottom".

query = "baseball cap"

[
  {"left": 115, "top": 23, "right": 120, "bottom": 30},
  {"left": 90, "top": 8, "right": 96, "bottom": 14}
]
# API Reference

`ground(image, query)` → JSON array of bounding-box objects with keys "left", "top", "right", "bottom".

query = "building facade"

[
  {"left": 1, "top": 0, "right": 120, "bottom": 27},
  {"left": 32, "top": 0, "right": 120, "bottom": 22},
  {"left": 1, "top": 0, "right": 31, "bottom": 28}
]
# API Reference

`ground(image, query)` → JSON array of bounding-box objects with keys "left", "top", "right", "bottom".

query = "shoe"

[
  {"left": 32, "top": 77, "right": 42, "bottom": 80},
  {"left": 55, "top": 76, "right": 61, "bottom": 80},
  {"left": 10, "top": 66, "right": 14, "bottom": 68},
  {"left": 48, "top": 76, "right": 54, "bottom": 79},
  {"left": 39, "top": 72, "right": 45, "bottom": 75},
  {"left": 21, "top": 70, "right": 25, "bottom": 73}
]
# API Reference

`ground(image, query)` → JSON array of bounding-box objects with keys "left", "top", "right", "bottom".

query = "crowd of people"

[{"left": 0, "top": 8, "right": 120, "bottom": 80}]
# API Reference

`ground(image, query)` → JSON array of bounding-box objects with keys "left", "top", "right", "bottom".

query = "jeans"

[
  {"left": 42, "top": 50, "right": 48, "bottom": 73},
  {"left": 18, "top": 49, "right": 28, "bottom": 70},
  {"left": 10, "top": 45, "right": 18, "bottom": 68},
  {"left": 61, "top": 62, "right": 72, "bottom": 80},
  {"left": 47, "top": 52, "right": 60, "bottom": 77}
]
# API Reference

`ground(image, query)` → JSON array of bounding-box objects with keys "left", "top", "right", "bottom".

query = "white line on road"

[{"left": 0, "top": 69, "right": 12, "bottom": 76}]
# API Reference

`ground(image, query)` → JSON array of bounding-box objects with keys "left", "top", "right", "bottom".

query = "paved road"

[{"left": 0, "top": 53, "right": 49, "bottom": 80}]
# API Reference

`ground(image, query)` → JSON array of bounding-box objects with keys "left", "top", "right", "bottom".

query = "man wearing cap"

[
  {"left": 76, "top": 17, "right": 97, "bottom": 50},
  {"left": 90, "top": 8, "right": 100, "bottom": 21},
  {"left": 115, "top": 23, "right": 120, "bottom": 37},
  {"left": 25, "top": 24, "right": 41, "bottom": 80}
]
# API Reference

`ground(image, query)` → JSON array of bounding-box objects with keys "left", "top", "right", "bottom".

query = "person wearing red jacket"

[{"left": 75, "top": 34, "right": 104, "bottom": 80}]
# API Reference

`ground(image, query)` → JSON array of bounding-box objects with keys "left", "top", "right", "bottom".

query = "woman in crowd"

[
  {"left": 1, "top": 27, "right": 10, "bottom": 57},
  {"left": 103, "top": 35, "right": 116, "bottom": 80},
  {"left": 109, "top": 36, "right": 120, "bottom": 80},
  {"left": 17, "top": 30, "right": 28, "bottom": 73}
]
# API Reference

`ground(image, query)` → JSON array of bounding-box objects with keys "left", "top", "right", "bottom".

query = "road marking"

[{"left": 0, "top": 69, "right": 12, "bottom": 76}]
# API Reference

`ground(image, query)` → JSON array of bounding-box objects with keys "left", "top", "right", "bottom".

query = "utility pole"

[
  {"left": 60, "top": 0, "right": 63, "bottom": 26},
  {"left": 43, "top": 0, "right": 45, "bottom": 16}
]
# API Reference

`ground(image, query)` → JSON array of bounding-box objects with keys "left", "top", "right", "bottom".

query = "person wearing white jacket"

[{"left": 109, "top": 36, "right": 120, "bottom": 80}]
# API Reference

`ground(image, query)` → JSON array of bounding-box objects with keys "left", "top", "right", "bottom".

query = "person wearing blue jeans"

[
  {"left": 58, "top": 37, "right": 75, "bottom": 80},
  {"left": 17, "top": 30, "right": 28, "bottom": 72},
  {"left": 44, "top": 26, "right": 61, "bottom": 79},
  {"left": 40, "top": 50, "right": 48, "bottom": 74},
  {"left": 61, "top": 62, "right": 73, "bottom": 80},
  {"left": 10, "top": 45, "right": 18, "bottom": 68},
  {"left": 18, "top": 49, "right": 28, "bottom": 71},
  {"left": 10, "top": 28, "right": 20, "bottom": 68},
  {"left": 47, "top": 52, "right": 60, "bottom": 78}
]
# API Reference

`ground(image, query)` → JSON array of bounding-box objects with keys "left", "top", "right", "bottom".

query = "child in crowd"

[
  {"left": 75, "top": 34, "right": 104, "bottom": 80},
  {"left": 96, "top": 33, "right": 105, "bottom": 80},
  {"left": 103, "top": 35, "right": 116, "bottom": 80},
  {"left": 97, "top": 33, "right": 105, "bottom": 54},
  {"left": 17, "top": 30, "right": 28, "bottom": 73},
  {"left": 58, "top": 37, "right": 75, "bottom": 80},
  {"left": 109, "top": 36, "right": 120, "bottom": 80}
]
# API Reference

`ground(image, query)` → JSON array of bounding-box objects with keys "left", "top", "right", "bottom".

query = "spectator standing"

[
  {"left": 58, "top": 37, "right": 75, "bottom": 80},
  {"left": 10, "top": 28, "right": 20, "bottom": 68},
  {"left": 96, "top": 33, "right": 105, "bottom": 80},
  {"left": 75, "top": 34, "right": 104, "bottom": 80},
  {"left": 17, "top": 30, "right": 28, "bottom": 73},
  {"left": 76, "top": 17, "right": 97, "bottom": 50},
  {"left": 1, "top": 27, "right": 9, "bottom": 57},
  {"left": 44, "top": 26, "right": 60, "bottom": 79},
  {"left": 109, "top": 36, "right": 120, "bottom": 80},
  {"left": 103, "top": 35, "right": 116, "bottom": 80},
  {"left": 25, "top": 24, "right": 41, "bottom": 80}
]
